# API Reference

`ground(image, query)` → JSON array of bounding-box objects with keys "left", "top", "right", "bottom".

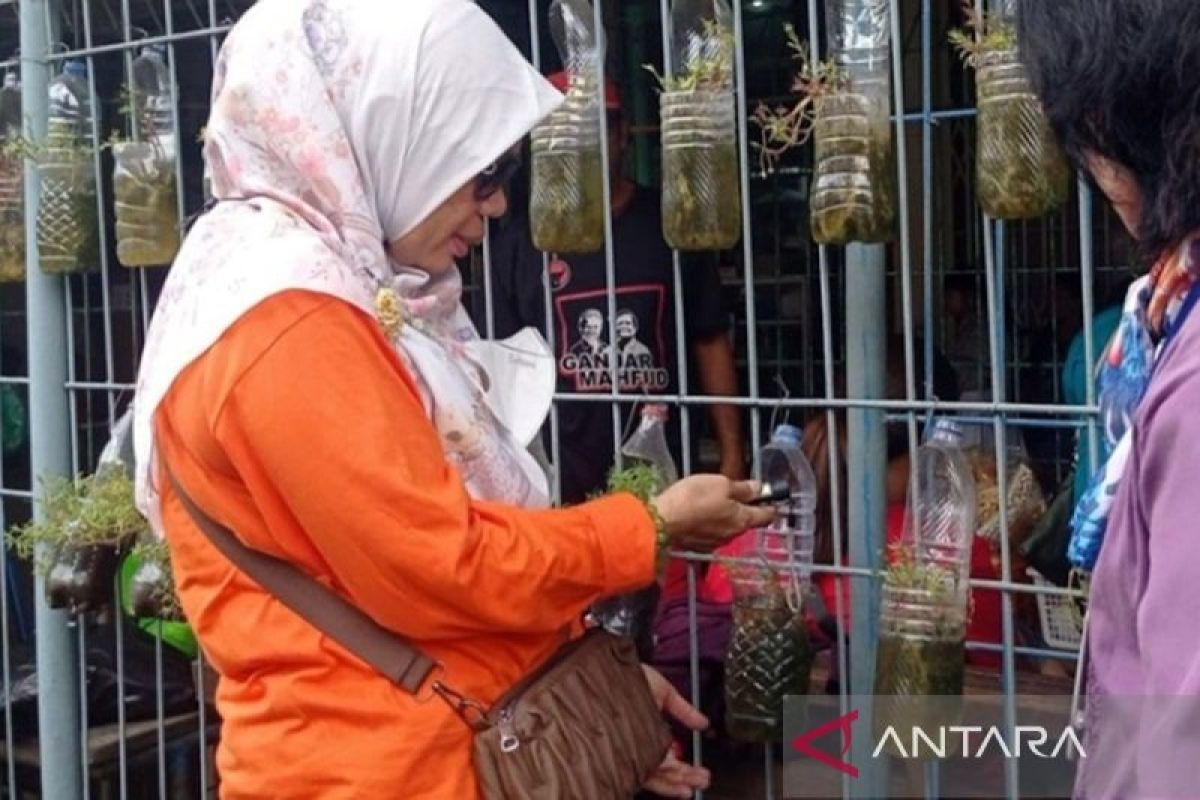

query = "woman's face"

[
  {"left": 1086, "top": 152, "right": 1143, "bottom": 237},
  {"left": 387, "top": 176, "right": 508, "bottom": 273}
]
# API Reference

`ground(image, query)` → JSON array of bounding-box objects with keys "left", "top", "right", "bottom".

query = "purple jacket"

[{"left": 1080, "top": 298, "right": 1200, "bottom": 798}]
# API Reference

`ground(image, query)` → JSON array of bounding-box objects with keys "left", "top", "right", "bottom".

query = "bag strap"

[{"left": 164, "top": 465, "right": 438, "bottom": 695}]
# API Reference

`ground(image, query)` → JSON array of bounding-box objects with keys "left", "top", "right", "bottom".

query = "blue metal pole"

[
  {"left": 23, "top": 0, "right": 84, "bottom": 795},
  {"left": 845, "top": 242, "right": 888, "bottom": 799}
]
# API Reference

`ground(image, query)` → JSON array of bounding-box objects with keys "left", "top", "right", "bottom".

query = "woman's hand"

[
  {"left": 652, "top": 475, "right": 777, "bottom": 551},
  {"left": 641, "top": 665, "right": 711, "bottom": 798}
]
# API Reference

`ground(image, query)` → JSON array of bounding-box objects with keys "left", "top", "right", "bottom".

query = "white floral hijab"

[{"left": 133, "top": 0, "right": 563, "bottom": 536}]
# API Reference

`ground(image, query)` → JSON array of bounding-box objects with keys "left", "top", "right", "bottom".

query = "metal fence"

[{"left": 1, "top": 0, "right": 1122, "bottom": 797}]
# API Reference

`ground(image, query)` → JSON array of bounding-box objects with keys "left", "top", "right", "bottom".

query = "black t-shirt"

[{"left": 488, "top": 190, "right": 729, "bottom": 503}]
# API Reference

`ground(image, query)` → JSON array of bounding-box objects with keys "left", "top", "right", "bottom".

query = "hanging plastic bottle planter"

[
  {"left": 724, "top": 424, "right": 816, "bottom": 743},
  {"left": 0, "top": 71, "right": 25, "bottom": 283},
  {"left": 36, "top": 59, "right": 99, "bottom": 275},
  {"left": 530, "top": 0, "right": 605, "bottom": 255},
  {"left": 593, "top": 404, "right": 678, "bottom": 658},
  {"left": 810, "top": 0, "right": 896, "bottom": 244},
  {"left": 113, "top": 45, "right": 180, "bottom": 268},
  {"left": 649, "top": 0, "right": 740, "bottom": 251},
  {"left": 873, "top": 420, "right": 976, "bottom": 745},
  {"left": 950, "top": 0, "right": 1069, "bottom": 219},
  {"left": 128, "top": 535, "right": 184, "bottom": 621},
  {"left": 9, "top": 463, "right": 146, "bottom": 614}
]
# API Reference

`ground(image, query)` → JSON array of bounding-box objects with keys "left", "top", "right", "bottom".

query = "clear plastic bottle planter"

[
  {"left": 530, "top": 115, "right": 605, "bottom": 254},
  {"left": 811, "top": 0, "right": 895, "bottom": 245},
  {"left": 36, "top": 145, "right": 98, "bottom": 275},
  {"left": 44, "top": 537, "right": 127, "bottom": 614},
  {"left": 0, "top": 148, "right": 23, "bottom": 283},
  {"left": 975, "top": 42, "right": 1069, "bottom": 219},
  {"left": 810, "top": 90, "right": 896, "bottom": 244},
  {"left": 129, "top": 557, "right": 184, "bottom": 621},
  {"left": 113, "top": 141, "right": 180, "bottom": 267},
  {"left": 873, "top": 582, "right": 967, "bottom": 753},
  {"left": 530, "top": 0, "right": 605, "bottom": 255},
  {"left": 660, "top": 89, "right": 740, "bottom": 251},
  {"left": 724, "top": 577, "right": 813, "bottom": 743},
  {"left": 0, "top": 72, "right": 24, "bottom": 283},
  {"left": 37, "top": 61, "right": 98, "bottom": 275}
]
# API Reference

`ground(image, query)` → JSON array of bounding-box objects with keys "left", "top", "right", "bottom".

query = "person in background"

[
  {"left": 1020, "top": 0, "right": 1200, "bottom": 794},
  {"left": 943, "top": 273, "right": 987, "bottom": 398},
  {"left": 489, "top": 73, "right": 745, "bottom": 505}
]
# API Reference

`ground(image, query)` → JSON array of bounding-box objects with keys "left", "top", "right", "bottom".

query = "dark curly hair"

[{"left": 1016, "top": 0, "right": 1200, "bottom": 263}]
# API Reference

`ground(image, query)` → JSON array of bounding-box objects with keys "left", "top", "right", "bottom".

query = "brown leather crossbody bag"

[{"left": 168, "top": 469, "right": 671, "bottom": 799}]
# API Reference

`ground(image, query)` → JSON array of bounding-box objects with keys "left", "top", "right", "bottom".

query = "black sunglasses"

[{"left": 474, "top": 148, "right": 522, "bottom": 202}]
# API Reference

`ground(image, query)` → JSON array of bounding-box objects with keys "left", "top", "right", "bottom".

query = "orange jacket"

[{"left": 155, "top": 290, "right": 656, "bottom": 798}]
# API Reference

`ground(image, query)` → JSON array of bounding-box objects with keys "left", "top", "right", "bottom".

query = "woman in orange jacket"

[{"left": 129, "top": 0, "right": 771, "bottom": 797}]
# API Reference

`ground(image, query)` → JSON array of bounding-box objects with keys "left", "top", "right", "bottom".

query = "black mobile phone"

[{"left": 749, "top": 480, "right": 791, "bottom": 505}]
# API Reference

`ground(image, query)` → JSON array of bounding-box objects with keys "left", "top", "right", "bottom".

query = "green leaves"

[{"left": 7, "top": 463, "right": 147, "bottom": 575}]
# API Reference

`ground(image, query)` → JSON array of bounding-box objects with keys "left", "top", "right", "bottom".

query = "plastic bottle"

[
  {"left": 810, "top": 0, "right": 896, "bottom": 244},
  {"left": 529, "top": 0, "right": 604, "bottom": 254},
  {"left": 903, "top": 418, "right": 977, "bottom": 603},
  {"left": 114, "top": 45, "right": 180, "bottom": 267},
  {"left": 973, "top": 0, "right": 1069, "bottom": 219},
  {"left": 37, "top": 59, "right": 98, "bottom": 274},
  {"left": 874, "top": 419, "right": 977, "bottom": 738},
  {"left": 724, "top": 423, "right": 817, "bottom": 742},
  {"left": 592, "top": 404, "right": 676, "bottom": 660},
  {"left": 659, "top": 0, "right": 740, "bottom": 251},
  {"left": 0, "top": 72, "right": 24, "bottom": 282}
]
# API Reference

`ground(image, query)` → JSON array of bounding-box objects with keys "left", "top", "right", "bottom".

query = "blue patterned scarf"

[{"left": 1069, "top": 240, "right": 1200, "bottom": 571}]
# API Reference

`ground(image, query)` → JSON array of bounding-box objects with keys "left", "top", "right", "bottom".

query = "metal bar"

[
  {"left": 659, "top": 0, "right": 692, "bottom": 481},
  {"left": 983, "top": 216, "right": 1019, "bottom": 800},
  {"left": 658, "top": 0, "right": 701, "bottom": 780},
  {"left": 40, "top": 23, "right": 233, "bottom": 60},
  {"left": 78, "top": 618, "right": 90, "bottom": 800},
  {"left": 591, "top": 0, "right": 623, "bottom": 466},
  {"left": 528, "top": 0, "right": 563, "bottom": 507},
  {"left": 548, "top": 389, "right": 1099, "bottom": 416},
  {"left": 889, "top": 0, "right": 919, "bottom": 458},
  {"left": 25, "top": 0, "right": 85, "bottom": 792},
  {"left": 804, "top": 1, "right": 852, "bottom": 793},
  {"left": 116, "top": 3, "right": 137, "bottom": 794},
  {"left": 0, "top": 460, "right": 12, "bottom": 800},
  {"left": 481, "top": 230, "right": 495, "bottom": 340},
  {"left": 686, "top": 561, "right": 704, "bottom": 799},
  {"left": 732, "top": 0, "right": 762, "bottom": 470},
  {"left": 920, "top": 0, "right": 934, "bottom": 403},
  {"left": 672, "top": 551, "right": 1086, "bottom": 600},
  {"left": 158, "top": 7, "right": 182, "bottom": 793}
]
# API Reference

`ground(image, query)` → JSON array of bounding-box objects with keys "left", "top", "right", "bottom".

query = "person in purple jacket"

[{"left": 1019, "top": 1, "right": 1200, "bottom": 796}]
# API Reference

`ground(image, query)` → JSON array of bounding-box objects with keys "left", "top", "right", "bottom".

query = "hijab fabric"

[{"left": 133, "top": 0, "right": 563, "bottom": 536}]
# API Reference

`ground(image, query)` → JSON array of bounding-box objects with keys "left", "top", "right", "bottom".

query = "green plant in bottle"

[
  {"left": 950, "top": 0, "right": 1070, "bottom": 219},
  {"left": 751, "top": 22, "right": 895, "bottom": 244},
  {"left": 8, "top": 463, "right": 147, "bottom": 613},
  {"left": 128, "top": 535, "right": 184, "bottom": 621},
  {"left": 529, "top": 0, "right": 605, "bottom": 254},
  {"left": 648, "top": 6, "right": 741, "bottom": 251},
  {"left": 0, "top": 73, "right": 25, "bottom": 283},
  {"left": 724, "top": 561, "right": 813, "bottom": 743},
  {"left": 111, "top": 46, "right": 181, "bottom": 268},
  {"left": 36, "top": 59, "right": 99, "bottom": 275},
  {"left": 872, "top": 551, "right": 968, "bottom": 755}
]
